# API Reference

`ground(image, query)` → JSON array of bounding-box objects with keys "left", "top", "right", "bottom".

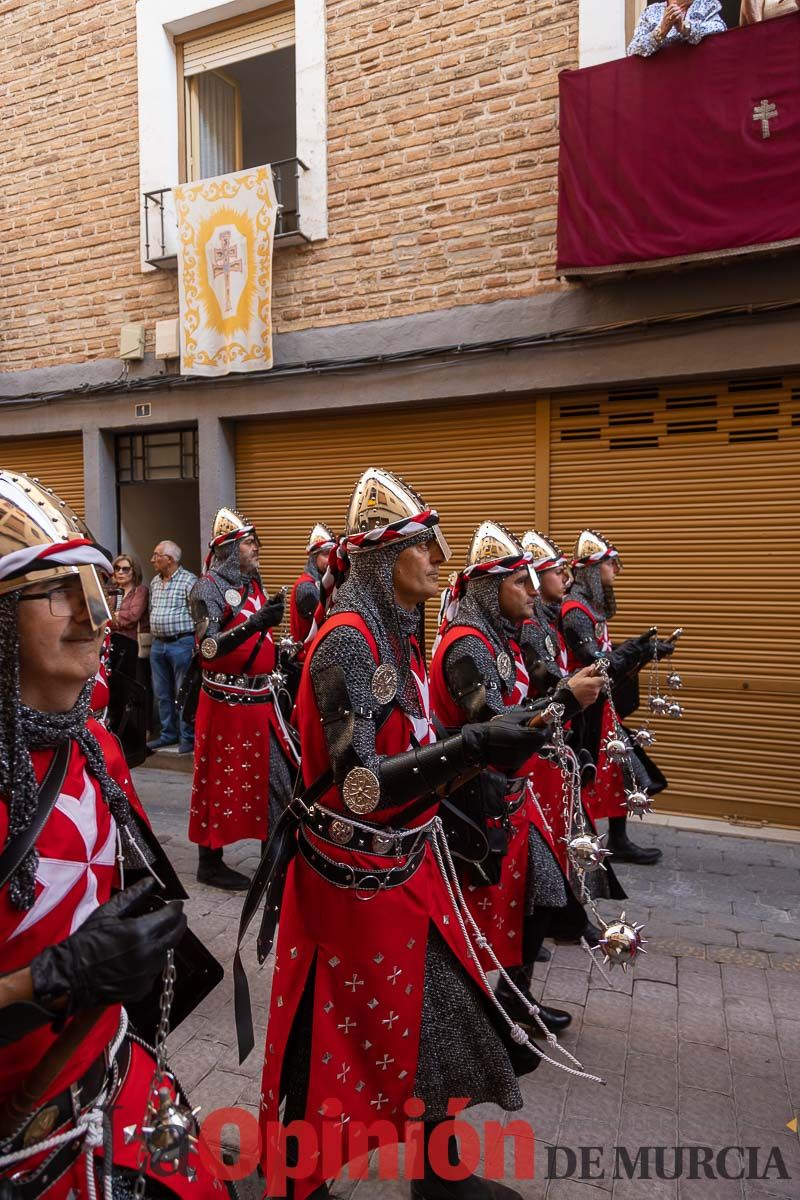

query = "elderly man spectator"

[
  {"left": 147, "top": 540, "right": 197, "bottom": 753},
  {"left": 627, "top": 0, "right": 726, "bottom": 55}
]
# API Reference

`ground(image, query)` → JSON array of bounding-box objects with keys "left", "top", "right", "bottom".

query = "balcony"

[
  {"left": 143, "top": 157, "right": 309, "bottom": 270},
  {"left": 557, "top": 16, "right": 800, "bottom": 279}
]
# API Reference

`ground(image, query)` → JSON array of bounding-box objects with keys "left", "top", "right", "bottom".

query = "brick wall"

[{"left": 0, "top": 0, "right": 577, "bottom": 371}]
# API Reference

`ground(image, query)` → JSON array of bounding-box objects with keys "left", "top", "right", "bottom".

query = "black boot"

[
  {"left": 494, "top": 965, "right": 572, "bottom": 1036},
  {"left": 535, "top": 944, "right": 551, "bottom": 963},
  {"left": 410, "top": 1121, "right": 524, "bottom": 1200},
  {"left": 607, "top": 816, "right": 662, "bottom": 865},
  {"left": 196, "top": 845, "right": 250, "bottom": 890}
]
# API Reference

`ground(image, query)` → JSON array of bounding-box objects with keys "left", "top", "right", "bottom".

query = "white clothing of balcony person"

[
  {"left": 627, "top": 0, "right": 726, "bottom": 56},
  {"left": 740, "top": 0, "right": 799, "bottom": 23}
]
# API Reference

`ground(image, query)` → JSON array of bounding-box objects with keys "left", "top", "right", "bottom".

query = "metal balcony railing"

[{"left": 143, "top": 156, "right": 310, "bottom": 269}]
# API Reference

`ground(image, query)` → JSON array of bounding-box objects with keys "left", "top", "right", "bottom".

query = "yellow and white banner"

[{"left": 174, "top": 165, "right": 278, "bottom": 377}]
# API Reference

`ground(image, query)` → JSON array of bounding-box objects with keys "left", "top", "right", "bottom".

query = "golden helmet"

[
  {"left": 0, "top": 470, "right": 112, "bottom": 628},
  {"left": 520, "top": 529, "right": 568, "bottom": 574},
  {"left": 211, "top": 507, "right": 255, "bottom": 543},
  {"left": 467, "top": 521, "right": 538, "bottom": 589},
  {"left": 573, "top": 528, "right": 621, "bottom": 567},
  {"left": 344, "top": 468, "right": 451, "bottom": 559},
  {"left": 306, "top": 523, "right": 336, "bottom": 555}
]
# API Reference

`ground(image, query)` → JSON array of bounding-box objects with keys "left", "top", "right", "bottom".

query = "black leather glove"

[
  {"left": 250, "top": 593, "right": 285, "bottom": 631},
  {"left": 653, "top": 639, "right": 675, "bottom": 659},
  {"left": 462, "top": 706, "right": 550, "bottom": 773},
  {"left": 30, "top": 878, "right": 186, "bottom": 1017}
]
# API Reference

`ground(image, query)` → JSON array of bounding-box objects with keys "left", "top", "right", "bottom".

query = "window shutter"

[{"left": 182, "top": 6, "right": 295, "bottom": 77}]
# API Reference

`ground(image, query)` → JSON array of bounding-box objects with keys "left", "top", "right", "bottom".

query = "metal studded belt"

[
  {"left": 298, "top": 828, "right": 427, "bottom": 897},
  {"left": 305, "top": 804, "right": 437, "bottom": 856},
  {"left": 202, "top": 673, "right": 273, "bottom": 704}
]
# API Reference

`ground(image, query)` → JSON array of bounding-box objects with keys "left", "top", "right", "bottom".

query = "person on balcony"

[
  {"left": 627, "top": 0, "right": 726, "bottom": 56},
  {"left": 740, "top": 0, "right": 799, "bottom": 22}
]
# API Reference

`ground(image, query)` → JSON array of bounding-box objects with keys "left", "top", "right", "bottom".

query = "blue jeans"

[{"left": 150, "top": 635, "right": 195, "bottom": 745}]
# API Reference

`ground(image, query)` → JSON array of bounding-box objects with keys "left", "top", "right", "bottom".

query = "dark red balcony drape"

[{"left": 557, "top": 17, "right": 800, "bottom": 272}]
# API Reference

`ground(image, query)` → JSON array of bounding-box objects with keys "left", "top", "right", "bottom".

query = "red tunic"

[
  {"left": 429, "top": 626, "right": 561, "bottom": 970},
  {"left": 561, "top": 598, "right": 626, "bottom": 822},
  {"left": 289, "top": 570, "right": 316, "bottom": 647},
  {"left": 258, "top": 613, "right": 495, "bottom": 1200},
  {"left": 189, "top": 581, "right": 296, "bottom": 849},
  {"left": 0, "top": 722, "right": 221, "bottom": 1198}
]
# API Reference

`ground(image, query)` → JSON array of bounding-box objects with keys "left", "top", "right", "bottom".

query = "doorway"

[{"left": 116, "top": 428, "right": 201, "bottom": 579}]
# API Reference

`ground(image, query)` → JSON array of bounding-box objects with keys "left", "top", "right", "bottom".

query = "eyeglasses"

[
  {"left": 114, "top": 565, "right": 132, "bottom": 573},
  {"left": 18, "top": 585, "right": 87, "bottom": 618}
]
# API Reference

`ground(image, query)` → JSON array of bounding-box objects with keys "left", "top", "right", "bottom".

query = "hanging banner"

[{"left": 175, "top": 164, "right": 278, "bottom": 376}]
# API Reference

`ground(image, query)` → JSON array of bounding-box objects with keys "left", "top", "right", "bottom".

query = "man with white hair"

[{"left": 148, "top": 539, "right": 197, "bottom": 752}]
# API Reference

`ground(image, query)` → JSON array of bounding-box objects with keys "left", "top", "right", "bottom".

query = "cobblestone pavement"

[{"left": 136, "top": 764, "right": 800, "bottom": 1199}]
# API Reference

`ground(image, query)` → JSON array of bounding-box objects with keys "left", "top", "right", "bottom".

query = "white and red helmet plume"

[
  {"left": 0, "top": 470, "right": 113, "bottom": 628},
  {"left": 306, "top": 468, "right": 451, "bottom": 644},
  {"left": 572, "top": 529, "right": 622, "bottom": 570},
  {"left": 520, "top": 529, "right": 569, "bottom": 575},
  {"left": 305, "top": 523, "right": 336, "bottom": 556}
]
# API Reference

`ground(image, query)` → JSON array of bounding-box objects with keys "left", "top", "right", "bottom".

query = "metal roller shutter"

[
  {"left": 235, "top": 398, "right": 538, "bottom": 648},
  {"left": 550, "top": 375, "right": 800, "bottom": 828},
  {"left": 0, "top": 434, "right": 85, "bottom": 517}
]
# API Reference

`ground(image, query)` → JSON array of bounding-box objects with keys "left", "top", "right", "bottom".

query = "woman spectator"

[
  {"left": 108, "top": 554, "right": 149, "bottom": 733},
  {"left": 628, "top": 0, "right": 726, "bottom": 55}
]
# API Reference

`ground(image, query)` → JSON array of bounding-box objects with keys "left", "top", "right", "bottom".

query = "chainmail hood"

[
  {"left": 330, "top": 530, "right": 433, "bottom": 716},
  {"left": 569, "top": 562, "right": 617, "bottom": 621},
  {"left": 453, "top": 574, "right": 519, "bottom": 658},
  {"left": 304, "top": 554, "right": 323, "bottom": 582},
  {"left": 212, "top": 541, "right": 263, "bottom": 589},
  {"left": 0, "top": 596, "right": 143, "bottom": 911}
]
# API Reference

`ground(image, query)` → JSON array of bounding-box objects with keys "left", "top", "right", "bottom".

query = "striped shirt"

[{"left": 148, "top": 565, "right": 197, "bottom": 638}]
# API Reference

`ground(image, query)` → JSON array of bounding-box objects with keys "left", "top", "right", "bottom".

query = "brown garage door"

[
  {"left": 0, "top": 434, "right": 85, "bottom": 517},
  {"left": 550, "top": 375, "right": 800, "bottom": 828},
  {"left": 236, "top": 397, "right": 538, "bottom": 648}
]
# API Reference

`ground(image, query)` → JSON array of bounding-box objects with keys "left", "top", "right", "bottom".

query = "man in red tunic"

[
  {"left": 0, "top": 470, "right": 222, "bottom": 1199},
  {"left": 250, "top": 470, "right": 599, "bottom": 1200},
  {"left": 189, "top": 508, "right": 297, "bottom": 890},
  {"left": 289, "top": 523, "right": 336, "bottom": 651},
  {"left": 430, "top": 522, "right": 603, "bottom": 1041},
  {"left": 560, "top": 530, "right": 674, "bottom": 865}
]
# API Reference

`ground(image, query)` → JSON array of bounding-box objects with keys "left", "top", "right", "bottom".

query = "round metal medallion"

[
  {"left": 496, "top": 651, "right": 513, "bottom": 683},
  {"left": 545, "top": 635, "right": 556, "bottom": 659},
  {"left": 225, "top": 588, "right": 242, "bottom": 608},
  {"left": 342, "top": 766, "right": 380, "bottom": 815},
  {"left": 371, "top": 831, "right": 396, "bottom": 855},
  {"left": 200, "top": 637, "right": 218, "bottom": 660},
  {"left": 371, "top": 663, "right": 398, "bottom": 705},
  {"left": 329, "top": 818, "right": 355, "bottom": 845}
]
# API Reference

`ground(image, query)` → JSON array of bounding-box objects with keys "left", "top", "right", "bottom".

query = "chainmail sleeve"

[
  {"left": 309, "top": 623, "right": 393, "bottom": 789},
  {"left": 561, "top": 606, "right": 600, "bottom": 666},
  {"left": 442, "top": 634, "right": 506, "bottom": 718},
  {"left": 190, "top": 574, "right": 226, "bottom": 625}
]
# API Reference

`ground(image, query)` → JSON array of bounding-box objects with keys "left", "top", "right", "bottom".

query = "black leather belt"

[
  {"left": 298, "top": 829, "right": 427, "bottom": 895},
  {"left": 202, "top": 677, "right": 273, "bottom": 705},
  {"left": 506, "top": 784, "right": 528, "bottom": 817},
  {"left": 0, "top": 1036, "right": 131, "bottom": 1194},
  {"left": 153, "top": 633, "right": 193, "bottom": 643},
  {"left": 305, "top": 805, "right": 434, "bottom": 856}
]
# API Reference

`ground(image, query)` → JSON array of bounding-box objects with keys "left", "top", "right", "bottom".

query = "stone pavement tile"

[
  {"left": 706, "top": 913, "right": 765, "bottom": 934},
  {"left": 678, "top": 1002, "right": 728, "bottom": 1049},
  {"left": 737, "top": 1122, "right": 800, "bottom": 1199},
  {"left": 732, "top": 1072, "right": 793, "bottom": 1131},
  {"left": 518, "top": 1072, "right": 570, "bottom": 1145},
  {"left": 727, "top": 1033, "right": 784, "bottom": 1081},
  {"left": 678, "top": 1174, "right": 744, "bottom": 1200},
  {"left": 634, "top": 951, "right": 677, "bottom": 987},
  {"left": 189, "top": 1066, "right": 245, "bottom": 1118},
  {"left": 722, "top": 966, "right": 769, "bottom": 999},
  {"left": 650, "top": 939, "right": 708, "bottom": 961},
  {"left": 623, "top": 1052, "right": 677, "bottom": 1110},
  {"left": 168, "top": 1035, "right": 225, "bottom": 1091},
  {"left": 546, "top": 1182, "right": 608, "bottom": 1200},
  {"left": 733, "top": 901, "right": 795, "bottom": 923},
  {"left": 562, "top": 1070, "right": 623, "bottom": 1128},
  {"left": 678, "top": 1042, "right": 732, "bottom": 1095},
  {"left": 767, "top": 954, "right": 800, "bottom": 973},
  {"left": 628, "top": 1019, "right": 677, "bottom": 1060},
  {"left": 774, "top": 1018, "right": 800, "bottom": 1062},
  {"left": 678, "top": 1087, "right": 738, "bottom": 1144},
  {"left": 543, "top": 966, "right": 590, "bottom": 1008},
  {"left": 724, "top": 997, "right": 776, "bottom": 1037},
  {"left": 575, "top": 1026, "right": 628, "bottom": 1077},
  {"left": 632, "top": 979, "right": 678, "bottom": 1024},
  {"left": 784, "top": 1057, "right": 800, "bottom": 1106},
  {"left": 614, "top": 1102, "right": 678, "bottom": 1199},
  {"left": 740, "top": 933, "right": 800, "bottom": 956},
  {"left": 553, "top": 943, "right": 596, "bottom": 970},
  {"left": 583, "top": 990, "right": 632, "bottom": 1032},
  {"left": 709, "top": 948, "right": 773, "bottom": 969}
]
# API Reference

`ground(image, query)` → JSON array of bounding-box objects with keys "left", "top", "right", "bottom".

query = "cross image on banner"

[{"left": 174, "top": 165, "right": 278, "bottom": 376}]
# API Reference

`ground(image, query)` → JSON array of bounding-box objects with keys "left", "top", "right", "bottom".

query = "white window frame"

[
  {"left": 579, "top": 0, "right": 646, "bottom": 66},
  {"left": 136, "top": 0, "right": 327, "bottom": 271}
]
